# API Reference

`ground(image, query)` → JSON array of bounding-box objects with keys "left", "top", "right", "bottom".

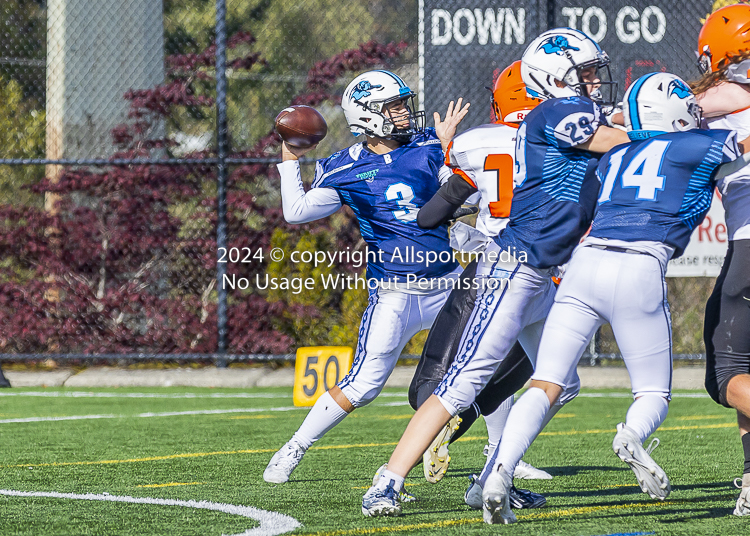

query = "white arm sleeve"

[
  {"left": 277, "top": 160, "right": 342, "bottom": 224},
  {"left": 438, "top": 164, "right": 453, "bottom": 185}
]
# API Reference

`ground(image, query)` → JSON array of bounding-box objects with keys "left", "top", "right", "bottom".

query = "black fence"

[{"left": 0, "top": 0, "right": 726, "bottom": 363}]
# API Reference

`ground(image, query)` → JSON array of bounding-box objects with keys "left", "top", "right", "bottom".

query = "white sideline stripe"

[
  {"left": 0, "top": 406, "right": 302, "bottom": 424},
  {"left": 0, "top": 398, "right": 412, "bottom": 425},
  {"left": 0, "top": 392, "right": 291, "bottom": 399},
  {"left": 0, "top": 489, "right": 301, "bottom": 536},
  {"left": 0, "top": 391, "right": 408, "bottom": 400}
]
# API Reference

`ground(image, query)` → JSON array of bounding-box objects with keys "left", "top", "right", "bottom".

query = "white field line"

[
  {"left": 0, "top": 392, "right": 708, "bottom": 425},
  {"left": 0, "top": 406, "right": 301, "bottom": 424},
  {"left": 0, "top": 391, "right": 407, "bottom": 399},
  {"left": 0, "top": 391, "right": 290, "bottom": 399},
  {"left": 0, "top": 489, "right": 300, "bottom": 536}
]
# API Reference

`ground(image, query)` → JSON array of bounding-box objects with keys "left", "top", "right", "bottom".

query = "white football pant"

[
  {"left": 434, "top": 244, "right": 581, "bottom": 415},
  {"left": 532, "top": 245, "right": 672, "bottom": 398},
  {"left": 338, "top": 285, "right": 451, "bottom": 407}
]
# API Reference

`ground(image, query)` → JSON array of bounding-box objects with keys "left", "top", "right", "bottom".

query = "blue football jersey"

[
  {"left": 591, "top": 129, "right": 739, "bottom": 257},
  {"left": 496, "top": 96, "right": 602, "bottom": 269},
  {"left": 313, "top": 128, "right": 458, "bottom": 280}
]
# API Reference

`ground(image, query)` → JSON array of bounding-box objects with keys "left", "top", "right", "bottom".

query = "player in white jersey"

[
  {"left": 409, "top": 62, "right": 550, "bottom": 509},
  {"left": 362, "top": 28, "right": 630, "bottom": 518},
  {"left": 263, "top": 70, "right": 470, "bottom": 485},
  {"left": 484, "top": 72, "right": 747, "bottom": 524},
  {"left": 695, "top": 4, "right": 750, "bottom": 516}
]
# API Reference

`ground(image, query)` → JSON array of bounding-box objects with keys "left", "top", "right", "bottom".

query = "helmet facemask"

[
  {"left": 564, "top": 55, "right": 618, "bottom": 107},
  {"left": 372, "top": 94, "right": 426, "bottom": 141}
]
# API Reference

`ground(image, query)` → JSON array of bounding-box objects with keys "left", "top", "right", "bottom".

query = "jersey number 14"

[{"left": 598, "top": 140, "right": 670, "bottom": 203}]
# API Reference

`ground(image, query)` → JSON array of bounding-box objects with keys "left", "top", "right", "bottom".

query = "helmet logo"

[
  {"left": 538, "top": 35, "right": 581, "bottom": 55},
  {"left": 668, "top": 79, "right": 691, "bottom": 99},
  {"left": 352, "top": 80, "right": 383, "bottom": 100}
]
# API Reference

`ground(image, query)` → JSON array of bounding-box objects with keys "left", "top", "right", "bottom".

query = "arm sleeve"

[
  {"left": 417, "top": 173, "right": 479, "bottom": 229},
  {"left": 277, "top": 160, "right": 342, "bottom": 224}
]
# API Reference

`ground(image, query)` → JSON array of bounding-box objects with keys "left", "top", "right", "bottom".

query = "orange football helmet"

[
  {"left": 698, "top": 3, "right": 750, "bottom": 73},
  {"left": 492, "top": 60, "right": 541, "bottom": 123}
]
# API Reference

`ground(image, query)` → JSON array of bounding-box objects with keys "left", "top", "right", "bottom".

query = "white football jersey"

[
  {"left": 446, "top": 123, "right": 518, "bottom": 239},
  {"left": 707, "top": 107, "right": 750, "bottom": 241}
]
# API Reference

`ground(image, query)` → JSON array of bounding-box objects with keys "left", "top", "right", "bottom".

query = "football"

[{"left": 275, "top": 105, "right": 328, "bottom": 148}]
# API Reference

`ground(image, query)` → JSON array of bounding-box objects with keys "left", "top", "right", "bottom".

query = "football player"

[
  {"left": 362, "top": 28, "right": 629, "bottom": 518},
  {"left": 263, "top": 70, "right": 470, "bottom": 485},
  {"left": 695, "top": 3, "right": 750, "bottom": 516},
  {"left": 484, "top": 72, "right": 749, "bottom": 524},
  {"left": 412, "top": 62, "right": 552, "bottom": 506}
]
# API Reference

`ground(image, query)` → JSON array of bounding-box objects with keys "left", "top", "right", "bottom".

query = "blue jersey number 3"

[{"left": 385, "top": 183, "right": 418, "bottom": 222}]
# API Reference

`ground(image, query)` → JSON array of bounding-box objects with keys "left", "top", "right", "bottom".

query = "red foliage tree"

[{"left": 0, "top": 37, "right": 406, "bottom": 355}]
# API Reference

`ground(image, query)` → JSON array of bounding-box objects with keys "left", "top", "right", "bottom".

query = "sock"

[
  {"left": 495, "top": 387, "right": 550, "bottom": 476},
  {"left": 540, "top": 399, "right": 563, "bottom": 430},
  {"left": 291, "top": 391, "right": 349, "bottom": 450},
  {"left": 742, "top": 432, "right": 750, "bottom": 475},
  {"left": 625, "top": 394, "right": 669, "bottom": 443},
  {"left": 451, "top": 403, "right": 480, "bottom": 444},
  {"left": 479, "top": 442, "right": 499, "bottom": 487},
  {"left": 484, "top": 397, "right": 513, "bottom": 450},
  {"left": 376, "top": 469, "right": 405, "bottom": 492}
]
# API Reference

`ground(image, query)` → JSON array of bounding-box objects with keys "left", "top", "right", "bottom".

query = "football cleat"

[
  {"left": 482, "top": 464, "right": 517, "bottom": 524},
  {"left": 362, "top": 480, "right": 402, "bottom": 517},
  {"left": 372, "top": 463, "right": 416, "bottom": 503},
  {"left": 263, "top": 440, "right": 306, "bottom": 484},
  {"left": 466, "top": 474, "right": 546, "bottom": 511},
  {"left": 509, "top": 485, "right": 547, "bottom": 509},
  {"left": 424, "top": 414, "right": 462, "bottom": 483},
  {"left": 612, "top": 423, "right": 670, "bottom": 500},
  {"left": 465, "top": 475, "right": 483, "bottom": 509},
  {"left": 734, "top": 474, "right": 750, "bottom": 516},
  {"left": 514, "top": 460, "right": 553, "bottom": 480}
]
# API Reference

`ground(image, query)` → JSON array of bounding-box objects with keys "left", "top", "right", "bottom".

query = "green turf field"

[{"left": 0, "top": 386, "right": 746, "bottom": 535}]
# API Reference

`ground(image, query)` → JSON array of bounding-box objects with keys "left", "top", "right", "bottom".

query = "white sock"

[
  {"left": 540, "top": 399, "right": 563, "bottom": 429},
  {"left": 484, "top": 396, "right": 513, "bottom": 450},
  {"left": 479, "top": 443, "right": 499, "bottom": 487},
  {"left": 495, "top": 387, "right": 550, "bottom": 475},
  {"left": 376, "top": 469, "right": 405, "bottom": 492},
  {"left": 625, "top": 394, "right": 669, "bottom": 443},
  {"left": 291, "top": 391, "right": 349, "bottom": 450}
]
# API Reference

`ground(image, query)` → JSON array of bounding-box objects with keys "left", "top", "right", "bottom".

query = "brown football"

[{"left": 275, "top": 105, "right": 328, "bottom": 148}]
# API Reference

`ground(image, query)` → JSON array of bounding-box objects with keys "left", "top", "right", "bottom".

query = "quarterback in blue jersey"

[
  {"left": 362, "top": 28, "right": 629, "bottom": 519},
  {"left": 485, "top": 73, "right": 749, "bottom": 524},
  {"left": 263, "top": 70, "right": 470, "bottom": 485}
]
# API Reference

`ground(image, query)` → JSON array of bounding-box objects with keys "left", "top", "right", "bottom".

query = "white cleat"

[
  {"left": 465, "top": 474, "right": 483, "bottom": 509},
  {"left": 514, "top": 460, "right": 553, "bottom": 480},
  {"left": 263, "top": 440, "right": 306, "bottom": 484},
  {"left": 372, "top": 463, "right": 416, "bottom": 503},
  {"left": 423, "top": 414, "right": 462, "bottom": 483},
  {"left": 362, "top": 481, "right": 401, "bottom": 517},
  {"left": 733, "top": 475, "right": 750, "bottom": 516},
  {"left": 612, "top": 423, "right": 670, "bottom": 500},
  {"left": 482, "top": 464, "right": 517, "bottom": 524}
]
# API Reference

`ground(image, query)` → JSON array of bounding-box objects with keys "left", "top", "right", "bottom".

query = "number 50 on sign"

[{"left": 293, "top": 347, "right": 353, "bottom": 406}]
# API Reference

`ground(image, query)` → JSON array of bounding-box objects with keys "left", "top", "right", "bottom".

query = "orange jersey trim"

[
  {"left": 444, "top": 140, "right": 454, "bottom": 167},
  {"left": 454, "top": 168, "right": 477, "bottom": 189}
]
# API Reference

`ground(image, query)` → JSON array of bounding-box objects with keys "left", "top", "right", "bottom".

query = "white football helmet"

[
  {"left": 341, "top": 70, "right": 425, "bottom": 140},
  {"left": 623, "top": 73, "right": 702, "bottom": 138},
  {"left": 521, "top": 28, "right": 617, "bottom": 105}
]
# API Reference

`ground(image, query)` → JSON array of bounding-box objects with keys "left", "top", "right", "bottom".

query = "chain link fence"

[{"left": 0, "top": 0, "right": 731, "bottom": 364}]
